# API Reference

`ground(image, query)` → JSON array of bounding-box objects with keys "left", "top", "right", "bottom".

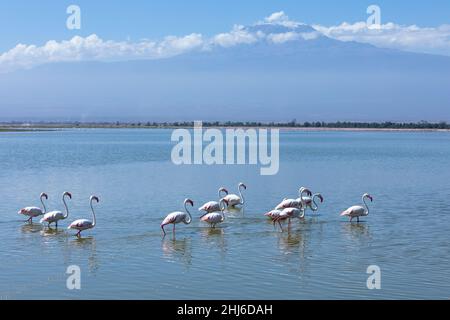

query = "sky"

[
  {"left": 0, "top": 1, "right": 449, "bottom": 122},
  {"left": 0, "top": 0, "right": 449, "bottom": 52}
]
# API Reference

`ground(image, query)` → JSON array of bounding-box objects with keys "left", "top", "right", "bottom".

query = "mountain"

[{"left": 1, "top": 23, "right": 449, "bottom": 122}]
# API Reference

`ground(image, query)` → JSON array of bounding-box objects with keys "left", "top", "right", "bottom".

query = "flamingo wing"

[
  {"left": 201, "top": 212, "right": 222, "bottom": 224},
  {"left": 199, "top": 201, "right": 219, "bottom": 213},
  {"left": 68, "top": 219, "right": 92, "bottom": 230},
  {"left": 162, "top": 212, "right": 185, "bottom": 225},
  {"left": 19, "top": 207, "right": 43, "bottom": 217},
  {"left": 265, "top": 209, "right": 282, "bottom": 219},
  {"left": 224, "top": 194, "right": 241, "bottom": 206},
  {"left": 41, "top": 211, "right": 63, "bottom": 223},
  {"left": 275, "top": 199, "right": 300, "bottom": 210},
  {"left": 340, "top": 205, "right": 364, "bottom": 217}
]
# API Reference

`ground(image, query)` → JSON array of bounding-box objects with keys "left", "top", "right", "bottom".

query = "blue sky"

[
  {"left": 0, "top": 0, "right": 449, "bottom": 52},
  {"left": 0, "top": 1, "right": 449, "bottom": 122}
]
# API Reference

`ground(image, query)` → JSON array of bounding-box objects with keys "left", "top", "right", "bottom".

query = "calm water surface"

[{"left": 0, "top": 129, "right": 449, "bottom": 299}]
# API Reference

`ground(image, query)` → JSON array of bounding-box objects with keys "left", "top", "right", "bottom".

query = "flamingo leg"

[
  {"left": 173, "top": 223, "right": 176, "bottom": 235},
  {"left": 357, "top": 217, "right": 360, "bottom": 223},
  {"left": 278, "top": 220, "right": 283, "bottom": 232},
  {"left": 76, "top": 231, "right": 81, "bottom": 237},
  {"left": 55, "top": 221, "right": 58, "bottom": 229}
]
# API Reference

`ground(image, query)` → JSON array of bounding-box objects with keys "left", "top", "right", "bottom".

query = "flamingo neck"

[
  {"left": 362, "top": 196, "right": 370, "bottom": 216},
  {"left": 62, "top": 195, "right": 70, "bottom": 219},
  {"left": 311, "top": 194, "right": 320, "bottom": 211},
  {"left": 238, "top": 186, "right": 245, "bottom": 205},
  {"left": 184, "top": 202, "right": 192, "bottom": 225},
  {"left": 300, "top": 189, "right": 309, "bottom": 208},
  {"left": 40, "top": 196, "right": 47, "bottom": 214},
  {"left": 90, "top": 200, "right": 97, "bottom": 227},
  {"left": 220, "top": 200, "right": 227, "bottom": 221}
]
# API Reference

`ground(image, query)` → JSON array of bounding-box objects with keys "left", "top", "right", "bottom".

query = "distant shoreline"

[{"left": 1, "top": 121, "right": 450, "bottom": 133}]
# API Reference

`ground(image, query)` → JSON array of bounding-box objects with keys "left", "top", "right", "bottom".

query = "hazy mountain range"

[{"left": 1, "top": 23, "right": 449, "bottom": 122}]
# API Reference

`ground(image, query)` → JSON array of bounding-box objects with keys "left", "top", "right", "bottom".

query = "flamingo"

[
  {"left": 340, "top": 193, "right": 373, "bottom": 222},
  {"left": 223, "top": 182, "right": 246, "bottom": 207},
  {"left": 40, "top": 192, "right": 72, "bottom": 228},
  {"left": 274, "top": 187, "right": 312, "bottom": 210},
  {"left": 200, "top": 199, "right": 228, "bottom": 228},
  {"left": 161, "top": 198, "right": 194, "bottom": 236},
  {"left": 198, "top": 187, "right": 228, "bottom": 213},
  {"left": 18, "top": 193, "right": 48, "bottom": 223},
  {"left": 273, "top": 207, "right": 305, "bottom": 232},
  {"left": 67, "top": 195, "right": 99, "bottom": 237},
  {"left": 303, "top": 193, "right": 324, "bottom": 213}
]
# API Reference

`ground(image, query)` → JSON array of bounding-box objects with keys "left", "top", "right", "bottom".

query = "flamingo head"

[
  {"left": 239, "top": 183, "right": 247, "bottom": 190},
  {"left": 317, "top": 194, "right": 324, "bottom": 203},
  {"left": 219, "top": 187, "right": 228, "bottom": 195},
  {"left": 18, "top": 208, "right": 25, "bottom": 214},
  {"left": 64, "top": 191, "right": 72, "bottom": 199},
  {"left": 364, "top": 193, "right": 373, "bottom": 202},
  {"left": 185, "top": 198, "right": 194, "bottom": 207},
  {"left": 40, "top": 193, "right": 48, "bottom": 200},
  {"left": 300, "top": 187, "right": 312, "bottom": 196},
  {"left": 90, "top": 195, "right": 99, "bottom": 203}
]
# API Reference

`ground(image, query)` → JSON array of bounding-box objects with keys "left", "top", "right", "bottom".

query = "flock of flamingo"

[{"left": 18, "top": 182, "right": 373, "bottom": 238}]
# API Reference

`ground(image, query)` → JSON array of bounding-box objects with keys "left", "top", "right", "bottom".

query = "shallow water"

[{"left": 0, "top": 129, "right": 449, "bottom": 299}]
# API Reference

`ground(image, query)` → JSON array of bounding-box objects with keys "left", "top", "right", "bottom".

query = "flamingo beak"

[
  {"left": 188, "top": 200, "right": 194, "bottom": 206},
  {"left": 319, "top": 195, "right": 324, "bottom": 203},
  {"left": 67, "top": 193, "right": 72, "bottom": 199},
  {"left": 370, "top": 196, "right": 373, "bottom": 202}
]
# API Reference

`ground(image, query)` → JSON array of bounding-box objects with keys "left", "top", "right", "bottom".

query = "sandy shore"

[{"left": 1, "top": 125, "right": 449, "bottom": 133}]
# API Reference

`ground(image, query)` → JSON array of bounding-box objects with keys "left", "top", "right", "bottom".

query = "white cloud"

[
  {"left": 0, "top": 33, "right": 203, "bottom": 73},
  {"left": 313, "top": 22, "right": 450, "bottom": 56},
  {"left": 1, "top": 12, "right": 450, "bottom": 73},
  {"left": 262, "top": 11, "right": 300, "bottom": 28},
  {"left": 211, "top": 25, "right": 258, "bottom": 48}
]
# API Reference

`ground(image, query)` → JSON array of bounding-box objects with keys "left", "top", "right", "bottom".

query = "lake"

[{"left": 0, "top": 129, "right": 449, "bottom": 299}]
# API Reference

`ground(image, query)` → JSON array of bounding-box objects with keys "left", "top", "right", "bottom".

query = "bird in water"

[
  {"left": 18, "top": 192, "right": 48, "bottom": 223},
  {"left": 161, "top": 198, "right": 194, "bottom": 236},
  {"left": 200, "top": 198, "right": 228, "bottom": 228},
  {"left": 198, "top": 187, "right": 228, "bottom": 213},
  {"left": 40, "top": 191, "right": 72, "bottom": 228},
  {"left": 340, "top": 193, "right": 373, "bottom": 222},
  {"left": 67, "top": 195, "right": 99, "bottom": 237}
]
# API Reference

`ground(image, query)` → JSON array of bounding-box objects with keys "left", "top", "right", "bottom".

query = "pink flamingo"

[
  {"left": 223, "top": 183, "right": 246, "bottom": 207},
  {"left": 340, "top": 193, "right": 373, "bottom": 222},
  {"left": 275, "top": 187, "right": 312, "bottom": 210},
  {"left": 198, "top": 187, "right": 228, "bottom": 213},
  {"left": 161, "top": 198, "right": 194, "bottom": 236},
  {"left": 18, "top": 193, "right": 48, "bottom": 223},
  {"left": 200, "top": 199, "right": 228, "bottom": 228},
  {"left": 273, "top": 207, "right": 305, "bottom": 232},
  {"left": 67, "top": 196, "right": 99, "bottom": 237},
  {"left": 40, "top": 192, "right": 72, "bottom": 228}
]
